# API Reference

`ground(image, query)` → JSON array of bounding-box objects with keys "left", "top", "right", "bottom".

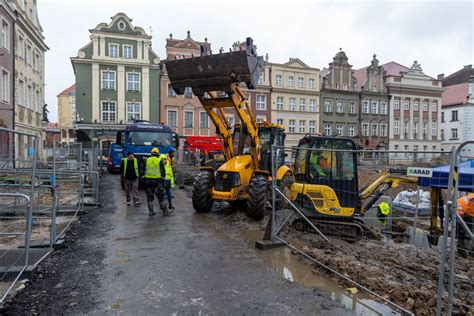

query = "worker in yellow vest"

[
  {"left": 456, "top": 193, "right": 474, "bottom": 257},
  {"left": 164, "top": 148, "right": 176, "bottom": 210},
  {"left": 120, "top": 152, "right": 141, "bottom": 206},
  {"left": 377, "top": 201, "right": 391, "bottom": 225},
  {"left": 143, "top": 147, "right": 170, "bottom": 216}
]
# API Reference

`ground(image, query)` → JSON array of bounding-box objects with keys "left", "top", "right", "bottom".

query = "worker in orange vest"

[{"left": 456, "top": 193, "right": 474, "bottom": 257}]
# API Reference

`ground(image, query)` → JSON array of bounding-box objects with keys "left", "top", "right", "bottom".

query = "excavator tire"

[
  {"left": 192, "top": 171, "right": 214, "bottom": 212},
  {"left": 247, "top": 175, "right": 267, "bottom": 220},
  {"left": 276, "top": 173, "right": 294, "bottom": 209}
]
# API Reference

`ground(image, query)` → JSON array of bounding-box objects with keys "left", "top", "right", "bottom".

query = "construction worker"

[
  {"left": 377, "top": 201, "right": 391, "bottom": 225},
  {"left": 309, "top": 152, "right": 328, "bottom": 179},
  {"left": 456, "top": 193, "right": 474, "bottom": 257},
  {"left": 164, "top": 147, "right": 176, "bottom": 210},
  {"left": 120, "top": 152, "right": 141, "bottom": 206},
  {"left": 143, "top": 147, "right": 170, "bottom": 216}
]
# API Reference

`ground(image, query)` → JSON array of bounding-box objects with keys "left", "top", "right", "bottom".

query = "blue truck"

[{"left": 107, "top": 122, "right": 179, "bottom": 180}]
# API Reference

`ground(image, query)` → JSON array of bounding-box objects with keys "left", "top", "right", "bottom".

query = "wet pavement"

[{"left": 6, "top": 174, "right": 352, "bottom": 315}]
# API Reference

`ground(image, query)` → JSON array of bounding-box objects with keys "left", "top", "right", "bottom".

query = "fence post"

[
  {"left": 271, "top": 145, "right": 276, "bottom": 241},
  {"left": 412, "top": 186, "right": 421, "bottom": 240}
]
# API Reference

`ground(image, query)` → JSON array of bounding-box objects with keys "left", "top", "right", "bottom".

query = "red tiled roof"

[
  {"left": 381, "top": 61, "right": 409, "bottom": 77},
  {"left": 353, "top": 67, "right": 367, "bottom": 91},
  {"left": 58, "top": 84, "right": 75, "bottom": 97},
  {"left": 442, "top": 82, "right": 469, "bottom": 106}
]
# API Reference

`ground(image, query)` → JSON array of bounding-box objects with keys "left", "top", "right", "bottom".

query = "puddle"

[{"left": 241, "top": 229, "right": 401, "bottom": 316}]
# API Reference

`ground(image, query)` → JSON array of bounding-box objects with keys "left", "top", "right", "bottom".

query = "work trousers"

[
  {"left": 165, "top": 179, "right": 173, "bottom": 208},
  {"left": 124, "top": 179, "right": 139, "bottom": 202},
  {"left": 144, "top": 178, "right": 166, "bottom": 203}
]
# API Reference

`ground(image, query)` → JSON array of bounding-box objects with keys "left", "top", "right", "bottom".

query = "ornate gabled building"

[
  {"left": 160, "top": 31, "right": 215, "bottom": 138},
  {"left": 353, "top": 54, "right": 390, "bottom": 149},
  {"left": 71, "top": 13, "right": 161, "bottom": 149},
  {"left": 320, "top": 49, "right": 359, "bottom": 141}
]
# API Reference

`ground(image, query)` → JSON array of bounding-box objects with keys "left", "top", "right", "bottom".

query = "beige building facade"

[
  {"left": 270, "top": 58, "right": 320, "bottom": 148},
  {"left": 57, "top": 84, "right": 76, "bottom": 144}
]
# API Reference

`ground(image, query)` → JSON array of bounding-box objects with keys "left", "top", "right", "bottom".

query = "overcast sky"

[{"left": 38, "top": 0, "right": 473, "bottom": 122}]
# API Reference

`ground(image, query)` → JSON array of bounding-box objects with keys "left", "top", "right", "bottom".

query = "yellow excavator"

[
  {"left": 290, "top": 135, "right": 419, "bottom": 240},
  {"left": 165, "top": 38, "right": 293, "bottom": 219}
]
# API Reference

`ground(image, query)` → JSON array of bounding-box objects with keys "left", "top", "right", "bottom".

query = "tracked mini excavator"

[
  {"left": 165, "top": 38, "right": 293, "bottom": 220},
  {"left": 290, "top": 135, "right": 420, "bottom": 240}
]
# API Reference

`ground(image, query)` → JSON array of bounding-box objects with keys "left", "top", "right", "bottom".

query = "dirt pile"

[{"left": 285, "top": 231, "right": 473, "bottom": 315}]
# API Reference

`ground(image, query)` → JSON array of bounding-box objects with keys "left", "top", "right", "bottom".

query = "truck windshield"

[{"left": 128, "top": 131, "right": 173, "bottom": 147}]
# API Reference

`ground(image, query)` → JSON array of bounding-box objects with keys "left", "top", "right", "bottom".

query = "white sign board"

[{"left": 407, "top": 167, "right": 433, "bottom": 178}]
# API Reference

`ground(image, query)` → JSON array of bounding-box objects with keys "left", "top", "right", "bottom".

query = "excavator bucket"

[{"left": 165, "top": 37, "right": 264, "bottom": 96}]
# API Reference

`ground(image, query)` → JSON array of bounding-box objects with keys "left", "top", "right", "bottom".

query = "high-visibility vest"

[
  {"left": 144, "top": 154, "right": 166, "bottom": 179},
  {"left": 123, "top": 158, "right": 139, "bottom": 177},
  {"left": 457, "top": 193, "right": 474, "bottom": 217},
  {"left": 165, "top": 156, "right": 175, "bottom": 186},
  {"left": 378, "top": 202, "right": 390, "bottom": 216},
  {"left": 310, "top": 153, "right": 326, "bottom": 177}
]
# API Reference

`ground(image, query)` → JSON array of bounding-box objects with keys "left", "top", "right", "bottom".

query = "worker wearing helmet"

[
  {"left": 144, "top": 147, "right": 170, "bottom": 216},
  {"left": 164, "top": 147, "right": 176, "bottom": 210},
  {"left": 456, "top": 193, "right": 474, "bottom": 257}
]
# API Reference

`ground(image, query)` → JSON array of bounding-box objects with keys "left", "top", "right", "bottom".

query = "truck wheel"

[
  {"left": 247, "top": 175, "right": 267, "bottom": 220},
  {"left": 192, "top": 171, "right": 214, "bottom": 212},
  {"left": 276, "top": 173, "right": 294, "bottom": 209}
]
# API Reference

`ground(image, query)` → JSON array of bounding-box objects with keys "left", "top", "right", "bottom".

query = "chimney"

[{"left": 437, "top": 74, "right": 444, "bottom": 80}]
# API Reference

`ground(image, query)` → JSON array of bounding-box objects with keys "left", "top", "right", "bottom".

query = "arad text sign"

[{"left": 407, "top": 167, "right": 432, "bottom": 178}]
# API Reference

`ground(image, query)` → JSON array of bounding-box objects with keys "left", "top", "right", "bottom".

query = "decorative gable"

[
  {"left": 183, "top": 102, "right": 196, "bottom": 111},
  {"left": 90, "top": 13, "right": 149, "bottom": 37},
  {"left": 284, "top": 58, "right": 310, "bottom": 69}
]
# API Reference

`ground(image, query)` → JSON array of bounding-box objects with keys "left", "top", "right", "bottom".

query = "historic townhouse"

[
  {"left": 57, "top": 84, "right": 76, "bottom": 144},
  {"left": 0, "top": 0, "right": 14, "bottom": 158},
  {"left": 385, "top": 61, "right": 443, "bottom": 155},
  {"left": 270, "top": 58, "right": 320, "bottom": 148},
  {"left": 161, "top": 32, "right": 215, "bottom": 137},
  {"left": 354, "top": 54, "right": 390, "bottom": 149},
  {"left": 8, "top": 0, "right": 48, "bottom": 158},
  {"left": 71, "top": 13, "right": 160, "bottom": 148},
  {"left": 320, "top": 50, "right": 359, "bottom": 141},
  {"left": 438, "top": 65, "right": 474, "bottom": 151}
]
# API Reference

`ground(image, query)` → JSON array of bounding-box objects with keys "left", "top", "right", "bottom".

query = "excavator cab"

[{"left": 256, "top": 123, "right": 286, "bottom": 173}]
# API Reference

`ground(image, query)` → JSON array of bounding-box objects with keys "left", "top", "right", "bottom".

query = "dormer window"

[{"left": 109, "top": 43, "right": 118, "bottom": 58}]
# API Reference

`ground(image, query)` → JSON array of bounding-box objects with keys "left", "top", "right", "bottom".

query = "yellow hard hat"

[{"left": 151, "top": 147, "right": 159, "bottom": 154}]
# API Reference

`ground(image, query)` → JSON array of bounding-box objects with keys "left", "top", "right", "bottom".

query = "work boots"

[
  {"left": 160, "top": 200, "right": 173, "bottom": 216},
  {"left": 147, "top": 202, "right": 156, "bottom": 216}
]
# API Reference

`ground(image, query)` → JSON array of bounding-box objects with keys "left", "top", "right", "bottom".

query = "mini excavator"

[{"left": 165, "top": 38, "right": 293, "bottom": 220}]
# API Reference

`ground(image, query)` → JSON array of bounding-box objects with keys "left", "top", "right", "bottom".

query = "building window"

[
  {"left": 362, "top": 100, "right": 369, "bottom": 113},
  {"left": 17, "top": 35, "right": 24, "bottom": 58},
  {"left": 184, "top": 87, "right": 193, "bottom": 98},
  {"left": 361, "top": 123, "right": 369, "bottom": 136},
  {"left": 127, "top": 73, "right": 140, "bottom": 92},
  {"left": 441, "top": 129, "right": 444, "bottom": 140},
  {"left": 184, "top": 111, "right": 194, "bottom": 128},
  {"left": 413, "top": 101, "right": 419, "bottom": 111},
  {"left": 432, "top": 122, "right": 437, "bottom": 136},
  {"left": 2, "top": 21, "right": 9, "bottom": 51},
  {"left": 126, "top": 102, "right": 141, "bottom": 122},
  {"left": 101, "top": 101, "right": 116, "bottom": 122},
  {"left": 403, "top": 121, "right": 409, "bottom": 138},
  {"left": 123, "top": 45, "right": 133, "bottom": 59},
  {"left": 26, "top": 44, "right": 32, "bottom": 65},
  {"left": 1, "top": 70, "right": 9, "bottom": 102},
  {"left": 299, "top": 98, "right": 306, "bottom": 111},
  {"left": 168, "top": 110, "right": 177, "bottom": 127},
  {"left": 394, "top": 120, "right": 400, "bottom": 135},
  {"left": 441, "top": 112, "right": 445, "bottom": 122},
  {"left": 277, "top": 118, "right": 284, "bottom": 126},
  {"left": 299, "top": 120, "right": 305, "bottom": 133},
  {"left": 258, "top": 73, "right": 264, "bottom": 84},
  {"left": 309, "top": 78, "right": 315, "bottom": 89},
  {"left": 403, "top": 100, "right": 409, "bottom": 110},
  {"left": 276, "top": 75, "right": 282, "bottom": 86},
  {"left": 101, "top": 71, "right": 116, "bottom": 90},
  {"left": 423, "top": 122, "right": 428, "bottom": 138},
  {"left": 288, "top": 76, "right": 294, "bottom": 87},
  {"left": 380, "top": 102, "right": 387, "bottom": 115},
  {"left": 276, "top": 96, "right": 284, "bottom": 110},
  {"left": 451, "top": 110, "right": 458, "bottom": 121},
  {"left": 336, "top": 124, "right": 344, "bottom": 136},
  {"left": 413, "top": 122, "right": 418, "bottom": 138},
  {"left": 348, "top": 101, "right": 356, "bottom": 114},
  {"left": 256, "top": 95, "right": 266, "bottom": 110},
  {"left": 34, "top": 51, "right": 40, "bottom": 72},
  {"left": 168, "top": 84, "right": 177, "bottom": 97},
  {"left": 451, "top": 128, "right": 458, "bottom": 139},
  {"left": 371, "top": 101, "right": 378, "bottom": 114},
  {"left": 431, "top": 101, "right": 438, "bottom": 112},
  {"left": 35, "top": 90, "right": 40, "bottom": 111},
  {"left": 380, "top": 124, "right": 387, "bottom": 137},
  {"left": 289, "top": 97, "right": 296, "bottom": 111},
  {"left": 324, "top": 99, "right": 332, "bottom": 113},
  {"left": 309, "top": 120, "right": 316, "bottom": 133},
  {"left": 109, "top": 43, "right": 118, "bottom": 57},
  {"left": 298, "top": 77, "right": 304, "bottom": 88},
  {"left": 422, "top": 101, "right": 428, "bottom": 111},
  {"left": 18, "top": 80, "right": 24, "bottom": 105},
  {"left": 200, "top": 111, "right": 209, "bottom": 128},
  {"left": 394, "top": 99, "right": 400, "bottom": 110},
  {"left": 309, "top": 99, "right": 316, "bottom": 112},
  {"left": 27, "top": 84, "right": 32, "bottom": 108},
  {"left": 336, "top": 100, "right": 344, "bottom": 113},
  {"left": 256, "top": 116, "right": 265, "bottom": 123},
  {"left": 348, "top": 125, "right": 355, "bottom": 137},
  {"left": 288, "top": 119, "right": 295, "bottom": 133},
  {"left": 324, "top": 124, "right": 332, "bottom": 136},
  {"left": 371, "top": 124, "right": 378, "bottom": 136}
]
